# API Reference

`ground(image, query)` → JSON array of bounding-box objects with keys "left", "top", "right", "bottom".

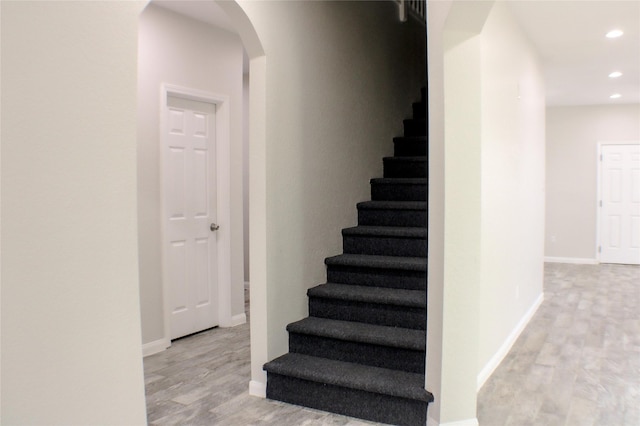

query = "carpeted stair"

[{"left": 264, "top": 88, "right": 432, "bottom": 426}]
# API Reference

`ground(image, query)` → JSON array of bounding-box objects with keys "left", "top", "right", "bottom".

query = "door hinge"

[
  {"left": 599, "top": 200, "right": 602, "bottom": 207},
  {"left": 600, "top": 154, "right": 603, "bottom": 161},
  {"left": 598, "top": 246, "right": 602, "bottom": 253}
]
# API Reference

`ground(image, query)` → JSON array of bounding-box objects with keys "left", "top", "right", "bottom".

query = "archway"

[
  {"left": 137, "top": 0, "right": 269, "bottom": 397},
  {"left": 213, "top": 0, "right": 268, "bottom": 397}
]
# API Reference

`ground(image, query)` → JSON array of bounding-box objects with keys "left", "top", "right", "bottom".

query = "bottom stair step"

[{"left": 264, "top": 353, "right": 433, "bottom": 426}]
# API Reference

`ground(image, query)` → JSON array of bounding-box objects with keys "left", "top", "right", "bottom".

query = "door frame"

[
  {"left": 160, "top": 84, "right": 233, "bottom": 347},
  {"left": 596, "top": 140, "right": 640, "bottom": 263}
]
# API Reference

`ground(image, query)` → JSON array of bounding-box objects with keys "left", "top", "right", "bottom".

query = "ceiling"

[
  {"left": 507, "top": 0, "right": 640, "bottom": 106},
  {"left": 152, "top": 0, "right": 237, "bottom": 34},
  {"left": 150, "top": 0, "right": 640, "bottom": 107}
]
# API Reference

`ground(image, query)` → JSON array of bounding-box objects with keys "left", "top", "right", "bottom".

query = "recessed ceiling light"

[
  {"left": 609, "top": 71, "right": 623, "bottom": 78},
  {"left": 610, "top": 93, "right": 622, "bottom": 99},
  {"left": 606, "top": 29, "right": 624, "bottom": 38}
]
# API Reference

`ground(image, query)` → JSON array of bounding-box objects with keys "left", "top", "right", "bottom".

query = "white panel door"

[
  {"left": 600, "top": 144, "right": 640, "bottom": 265},
  {"left": 165, "top": 95, "right": 219, "bottom": 339}
]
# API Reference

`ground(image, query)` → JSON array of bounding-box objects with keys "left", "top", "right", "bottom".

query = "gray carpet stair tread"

[
  {"left": 393, "top": 136, "right": 427, "bottom": 142},
  {"left": 369, "top": 178, "right": 427, "bottom": 185},
  {"left": 358, "top": 200, "right": 427, "bottom": 210},
  {"left": 264, "top": 353, "right": 433, "bottom": 402},
  {"left": 325, "top": 254, "right": 427, "bottom": 271},
  {"left": 342, "top": 226, "right": 427, "bottom": 238},
  {"left": 383, "top": 156, "right": 427, "bottom": 162},
  {"left": 287, "top": 317, "right": 425, "bottom": 350},
  {"left": 308, "top": 283, "right": 425, "bottom": 308}
]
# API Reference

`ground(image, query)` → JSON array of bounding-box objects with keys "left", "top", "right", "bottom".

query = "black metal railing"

[{"left": 398, "top": 0, "right": 426, "bottom": 23}]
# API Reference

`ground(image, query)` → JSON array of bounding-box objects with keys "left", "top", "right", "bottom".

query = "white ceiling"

[
  {"left": 152, "top": 0, "right": 237, "bottom": 34},
  {"left": 508, "top": 0, "right": 640, "bottom": 106},
  {"left": 150, "top": 0, "right": 639, "bottom": 107}
]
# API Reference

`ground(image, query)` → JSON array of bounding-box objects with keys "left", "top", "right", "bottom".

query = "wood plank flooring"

[
  {"left": 478, "top": 263, "right": 640, "bottom": 426},
  {"left": 143, "top": 288, "right": 375, "bottom": 425},
  {"left": 144, "top": 263, "right": 639, "bottom": 425}
]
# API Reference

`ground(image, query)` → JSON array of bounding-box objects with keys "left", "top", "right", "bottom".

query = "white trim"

[
  {"left": 249, "top": 380, "right": 266, "bottom": 398},
  {"left": 142, "top": 338, "right": 171, "bottom": 357},
  {"left": 223, "top": 313, "right": 247, "bottom": 327},
  {"left": 477, "top": 292, "right": 543, "bottom": 391},
  {"left": 160, "top": 84, "right": 234, "bottom": 339},
  {"left": 428, "top": 417, "right": 479, "bottom": 426},
  {"left": 544, "top": 257, "right": 598, "bottom": 265}
]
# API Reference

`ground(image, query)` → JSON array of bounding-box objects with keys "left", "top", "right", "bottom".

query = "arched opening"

[{"left": 136, "top": 0, "right": 269, "bottom": 418}]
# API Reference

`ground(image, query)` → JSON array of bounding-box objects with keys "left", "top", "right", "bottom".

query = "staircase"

[{"left": 264, "top": 88, "right": 431, "bottom": 426}]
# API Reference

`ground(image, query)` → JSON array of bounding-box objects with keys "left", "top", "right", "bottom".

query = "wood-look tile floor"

[
  {"left": 143, "top": 288, "right": 376, "bottom": 425},
  {"left": 144, "top": 263, "right": 639, "bottom": 425},
  {"left": 478, "top": 262, "right": 640, "bottom": 426}
]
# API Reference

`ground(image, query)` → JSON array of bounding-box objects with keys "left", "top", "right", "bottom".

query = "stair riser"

[
  {"left": 412, "top": 102, "right": 426, "bottom": 120},
  {"left": 343, "top": 235, "right": 426, "bottom": 257},
  {"left": 309, "top": 297, "right": 426, "bottom": 330},
  {"left": 266, "top": 374, "right": 428, "bottom": 426},
  {"left": 403, "top": 120, "right": 427, "bottom": 137},
  {"left": 289, "top": 334, "right": 425, "bottom": 374},
  {"left": 384, "top": 160, "right": 427, "bottom": 178},
  {"left": 358, "top": 209, "right": 427, "bottom": 227},
  {"left": 326, "top": 266, "right": 426, "bottom": 290},
  {"left": 370, "top": 184, "right": 427, "bottom": 202},
  {"left": 394, "top": 140, "right": 427, "bottom": 156}
]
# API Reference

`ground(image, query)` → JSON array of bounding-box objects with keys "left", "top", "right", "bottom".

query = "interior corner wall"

[
  {"left": 431, "top": 1, "right": 546, "bottom": 423},
  {"left": 545, "top": 104, "right": 640, "bottom": 261},
  {"left": 1, "top": 1, "right": 147, "bottom": 424},
  {"left": 425, "top": 0, "right": 451, "bottom": 424},
  {"left": 236, "top": 0, "right": 426, "bottom": 386},
  {"left": 243, "top": 72, "right": 250, "bottom": 283},
  {"left": 434, "top": 0, "right": 496, "bottom": 422},
  {"left": 477, "top": 1, "right": 546, "bottom": 385},
  {"left": 442, "top": 30, "right": 483, "bottom": 424},
  {"left": 137, "top": 4, "right": 245, "bottom": 345}
]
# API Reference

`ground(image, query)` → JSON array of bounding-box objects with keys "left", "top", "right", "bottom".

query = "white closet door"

[{"left": 165, "top": 95, "right": 219, "bottom": 339}]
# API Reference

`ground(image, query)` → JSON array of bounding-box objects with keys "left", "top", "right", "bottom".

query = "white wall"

[
  {"left": 137, "top": 4, "right": 245, "bottom": 346},
  {"left": 243, "top": 72, "right": 250, "bottom": 283},
  {"left": 1, "top": 1, "right": 147, "bottom": 424},
  {"left": 442, "top": 29, "right": 484, "bottom": 424},
  {"left": 546, "top": 104, "right": 640, "bottom": 261},
  {"left": 429, "top": 1, "right": 497, "bottom": 423},
  {"left": 1, "top": 0, "right": 424, "bottom": 422},
  {"left": 425, "top": 0, "right": 450, "bottom": 423},
  {"left": 236, "top": 0, "right": 426, "bottom": 390},
  {"left": 478, "top": 0, "right": 546, "bottom": 388},
  {"left": 428, "top": 2, "right": 546, "bottom": 423}
]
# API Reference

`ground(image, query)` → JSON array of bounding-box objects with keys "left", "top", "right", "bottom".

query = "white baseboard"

[
  {"left": 544, "top": 256, "right": 598, "bottom": 265},
  {"left": 476, "top": 292, "right": 544, "bottom": 391},
  {"left": 231, "top": 313, "right": 247, "bottom": 326},
  {"left": 219, "top": 313, "right": 247, "bottom": 328},
  {"left": 249, "top": 380, "right": 266, "bottom": 398},
  {"left": 142, "top": 338, "right": 171, "bottom": 357},
  {"left": 428, "top": 416, "right": 479, "bottom": 426}
]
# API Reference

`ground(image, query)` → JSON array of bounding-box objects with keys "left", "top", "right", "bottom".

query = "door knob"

[{"left": 210, "top": 223, "right": 220, "bottom": 232}]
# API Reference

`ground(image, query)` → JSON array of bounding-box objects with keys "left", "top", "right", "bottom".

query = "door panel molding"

[{"left": 160, "top": 84, "right": 234, "bottom": 344}]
